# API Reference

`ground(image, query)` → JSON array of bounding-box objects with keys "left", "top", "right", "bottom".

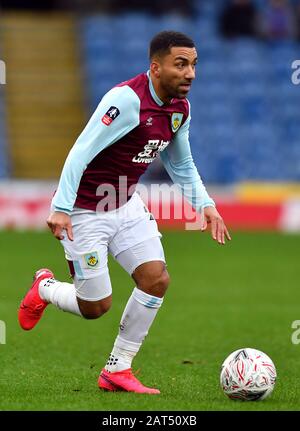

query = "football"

[{"left": 220, "top": 348, "right": 277, "bottom": 401}]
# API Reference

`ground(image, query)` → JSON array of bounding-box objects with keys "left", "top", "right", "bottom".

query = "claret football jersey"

[{"left": 52, "top": 71, "right": 215, "bottom": 213}]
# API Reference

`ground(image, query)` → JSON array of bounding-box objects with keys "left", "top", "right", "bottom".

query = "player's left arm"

[{"left": 160, "top": 108, "right": 231, "bottom": 245}]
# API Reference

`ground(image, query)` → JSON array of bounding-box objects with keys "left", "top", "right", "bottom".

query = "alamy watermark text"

[
  {"left": 0, "top": 320, "right": 6, "bottom": 344},
  {"left": 291, "top": 60, "right": 300, "bottom": 85},
  {"left": 0, "top": 60, "right": 6, "bottom": 85}
]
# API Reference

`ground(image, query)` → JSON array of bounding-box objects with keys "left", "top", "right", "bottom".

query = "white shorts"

[{"left": 60, "top": 192, "right": 166, "bottom": 300}]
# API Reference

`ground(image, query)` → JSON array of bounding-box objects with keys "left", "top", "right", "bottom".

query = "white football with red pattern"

[{"left": 220, "top": 348, "right": 277, "bottom": 401}]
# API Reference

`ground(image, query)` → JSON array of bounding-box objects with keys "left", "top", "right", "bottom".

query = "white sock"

[
  {"left": 105, "top": 338, "right": 140, "bottom": 372},
  {"left": 39, "top": 278, "right": 82, "bottom": 316},
  {"left": 105, "top": 287, "right": 163, "bottom": 372}
]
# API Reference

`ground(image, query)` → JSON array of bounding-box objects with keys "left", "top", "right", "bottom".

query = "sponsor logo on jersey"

[
  {"left": 84, "top": 252, "right": 99, "bottom": 267},
  {"left": 171, "top": 112, "right": 183, "bottom": 133},
  {"left": 132, "top": 139, "right": 169, "bottom": 164},
  {"left": 101, "top": 106, "right": 120, "bottom": 125}
]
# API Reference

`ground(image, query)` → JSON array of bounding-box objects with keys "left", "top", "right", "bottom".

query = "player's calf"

[{"left": 77, "top": 295, "right": 112, "bottom": 319}]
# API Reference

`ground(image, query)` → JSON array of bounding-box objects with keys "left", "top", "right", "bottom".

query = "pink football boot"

[
  {"left": 98, "top": 368, "right": 160, "bottom": 394},
  {"left": 18, "top": 268, "right": 54, "bottom": 330}
]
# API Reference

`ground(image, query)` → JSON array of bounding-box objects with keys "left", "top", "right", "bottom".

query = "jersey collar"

[{"left": 147, "top": 70, "right": 164, "bottom": 106}]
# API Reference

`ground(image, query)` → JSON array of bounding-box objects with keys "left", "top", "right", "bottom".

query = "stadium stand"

[
  {"left": 79, "top": 1, "right": 300, "bottom": 184},
  {"left": 1, "top": 13, "right": 85, "bottom": 179},
  {"left": 0, "top": 0, "right": 299, "bottom": 184}
]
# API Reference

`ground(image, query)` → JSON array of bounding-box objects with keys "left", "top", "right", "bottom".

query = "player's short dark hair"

[{"left": 149, "top": 31, "right": 195, "bottom": 60}]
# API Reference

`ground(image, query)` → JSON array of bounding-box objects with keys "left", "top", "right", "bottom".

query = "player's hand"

[
  {"left": 46, "top": 211, "right": 74, "bottom": 241},
  {"left": 200, "top": 206, "right": 231, "bottom": 245}
]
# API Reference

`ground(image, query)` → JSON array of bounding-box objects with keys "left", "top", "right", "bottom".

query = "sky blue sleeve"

[
  {"left": 160, "top": 103, "right": 215, "bottom": 212},
  {"left": 51, "top": 85, "right": 140, "bottom": 213}
]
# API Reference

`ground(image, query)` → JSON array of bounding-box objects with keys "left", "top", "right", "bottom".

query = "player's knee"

[
  {"left": 81, "top": 309, "right": 101, "bottom": 320},
  {"left": 133, "top": 262, "right": 170, "bottom": 298},
  {"left": 78, "top": 296, "right": 112, "bottom": 320},
  {"left": 157, "top": 269, "right": 170, "bottom": 294},
  {"left": 143, "top": 268, "right": 170, "bottom": 298},
  {"left": 81, "top": 303, "right": 111, "bottom": 320}
]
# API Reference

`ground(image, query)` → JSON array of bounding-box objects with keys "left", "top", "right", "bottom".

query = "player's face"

[{"left": 153, "top": 46, "right": 197, "bottom": 102}]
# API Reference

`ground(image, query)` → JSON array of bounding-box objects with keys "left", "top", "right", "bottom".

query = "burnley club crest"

[{"left": 171, "top": 113, "right": 183, "bottom": 133}]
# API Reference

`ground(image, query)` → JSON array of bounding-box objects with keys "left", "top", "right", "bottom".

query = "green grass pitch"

[{"left": 0, "top": 229, "right": 299, "bottom": 411}]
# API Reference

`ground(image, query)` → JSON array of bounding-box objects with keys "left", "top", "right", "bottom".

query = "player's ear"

[{"left": 150, "top": 60, "right": 160, "bottom": 78}]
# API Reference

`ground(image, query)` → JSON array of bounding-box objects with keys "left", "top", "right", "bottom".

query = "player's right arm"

[
  {"left": 47, "top": 85, "right": 140, "bottom": 240},
  {"left": 160, "top": 103, "right": 231, "bottom": 245}
]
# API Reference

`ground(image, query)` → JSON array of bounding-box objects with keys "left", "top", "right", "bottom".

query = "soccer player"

[{"left": 18, "top": 31, "right": 231, "bottom": 394}]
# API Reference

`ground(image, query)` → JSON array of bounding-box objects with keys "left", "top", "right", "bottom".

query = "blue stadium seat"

[{"left": 158, "top": 14, "right": 192, "bottom": 34}]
